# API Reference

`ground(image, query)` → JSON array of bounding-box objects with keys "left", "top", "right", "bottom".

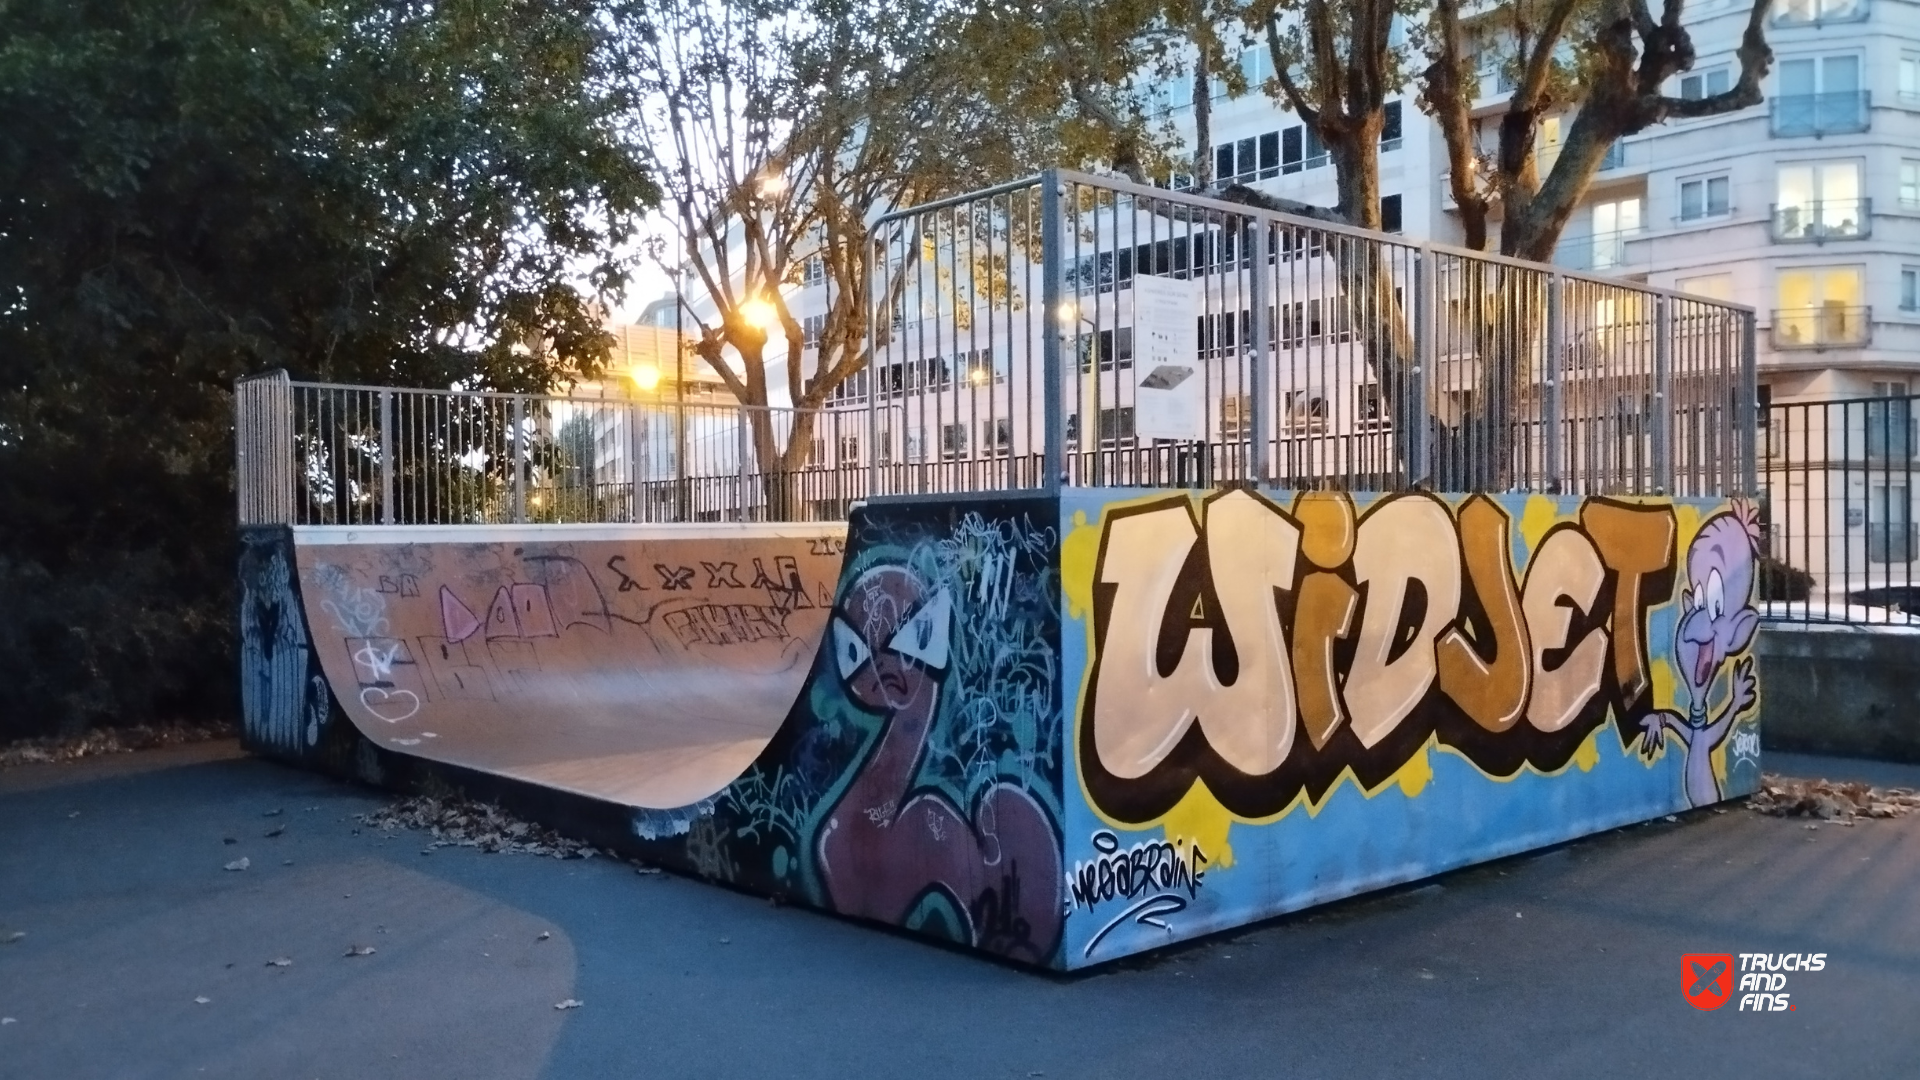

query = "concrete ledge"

[{"left": 1757, "top": 623, "right": 1920, "bottom": 764}]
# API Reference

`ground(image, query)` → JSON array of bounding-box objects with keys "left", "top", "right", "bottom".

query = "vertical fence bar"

[
  {"left": 1544, "top": 273, "right": 1564, "bottom": 493},
  {"left": 737, "top": 406, "right": 751, "bottom": 522},
  {"left": 378, "top": 389, "right": 395, "bottom": 525},
  {"left": 1739, "top": 309, "right": 1759, "bottom": 496},
  {"left": 1248, "top": 219, "right": 1271, "bottom": 485},
  {"left": 1652, "top": 295, "right": 1673, "bottom": 494},
  {"left": 511, "top": 394, "right": 527, "bottom": 523},
  {"left": 1040, "top": 171, "right": 1066, "bottom": 492},
  {"left": 1412, "top": 246, "right": 1434, "bottom": 489}
]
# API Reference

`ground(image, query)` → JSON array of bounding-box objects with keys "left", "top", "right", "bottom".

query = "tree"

[
  {"left": 1427, "top": 0, "right": 1772, "bottom": 259},
  {"left": 0, "top": 0, "right": 658, "bottom": 737},
  {"left": 631, "top": 0, "right": 1055, "bottom": 512}
]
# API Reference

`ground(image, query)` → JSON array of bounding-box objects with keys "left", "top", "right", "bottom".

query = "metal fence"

[
  {"left": 862, "top": 169, "right": 1754, "bottom": 498},
  {"left": 1760, "top": 393, "right": 1920, "bottom": 625},
  {"left": 237, "top": 169, "right": 1757, "bottom": 527}
]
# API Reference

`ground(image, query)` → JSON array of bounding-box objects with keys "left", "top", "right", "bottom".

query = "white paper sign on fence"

[{"left": 1130, "top": 275, "right": 1203, "bottom": 441}]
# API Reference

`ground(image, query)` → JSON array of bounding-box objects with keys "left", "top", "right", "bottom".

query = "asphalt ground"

[{"left": 2, "top": 741, "right": 1917, "bottom": 1080}]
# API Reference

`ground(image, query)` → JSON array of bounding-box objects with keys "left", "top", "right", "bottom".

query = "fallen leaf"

[
  {"left": 537, "top": 931, "right": 551, "bottom": 941},
  {"left": 67, "top": 810, "right": 79, "bottom": 819},
  {"left": 263, "top": 809, "right": 283, "bottom": 817},
  {"left": 3, "top": 932, "right": 23, "bottom": 945},
  {"left": 719, "top": 937, "right": 731, "bottom": 945},
  {"left": 554, "top": 999, "right": 583, "bottom": 1010},
  {"left": 193, "top": 996, "right": 210, "bottom": 1005},
  {"left": 635, "top": 866, "right": 660, "bottom": 876},
  {"left": 222, "top": 837, "right": 237, "bottom": 845},
  {"left": 344, "top": 945, "right": 375, "bottom": 957},
  {"left": 1, "top": 1018, "right": 14, "bottom": 1025},
  {"left": 264, "top": 826, "right": 285, "bottom": 839},
  {"left": 224, "top": 858, "right": 250, "bottom": 872},
  {"left": 267, "top": 957, "right": 292, "bottom": 968},
  {"left": 1663, "top": 814, "right": 1678, "bottom": 823}
]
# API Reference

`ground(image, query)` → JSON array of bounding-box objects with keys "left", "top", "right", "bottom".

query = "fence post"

[
  {"left": 1652, "top": 295, "right": 1673, "bottom": 495},
  {"left": 737, "top": 406, "right": 751, "bottom": 522},
  {"left": 1247, "top": 220, "right": 1271, "bottom": 486},
  {"left": 1544, "top": 273, "right": 1564, "bottom": 493},
  {"left": 1411, "top": 246, "right": 1435, "bottom": 490},
  {"left": 234, "top": 371, "right": 296, "bottom": 526},
  {"left": 378, "top": 389, "right": 395, "bottom": 525},
  {"left": 511, "top": 394, "right": 527, "bottom": 523},
  {"left": 1739, "top": 309, "right": 1760, "bottom": 497},
  {"left": 628, "top": 399, "right": 645, "bottom": 523},
  {"left": 1040, "top": 170, "right": 1066, "bottom": 494}
]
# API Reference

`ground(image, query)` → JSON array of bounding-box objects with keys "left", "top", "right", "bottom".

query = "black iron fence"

[{"left": 1760, "top": 393, "right": 1920, "bottom": 626}]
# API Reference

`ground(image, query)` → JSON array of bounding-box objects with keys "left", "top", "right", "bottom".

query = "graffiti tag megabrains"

[{"left": 1078, "top": 489, "right": 1758, "bottom": 825}]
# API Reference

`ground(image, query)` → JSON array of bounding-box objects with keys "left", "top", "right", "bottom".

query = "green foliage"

[{"left": 0, "top": 0, "right": 658, "bottom": 738}]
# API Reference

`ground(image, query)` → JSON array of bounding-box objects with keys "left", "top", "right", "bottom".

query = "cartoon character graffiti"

[
  {"left": 1640, "top": 501, "right": 1762, "bottom": 806},
  {"left": 815, "top": 565, "right": 1064, "bottom": 963}
]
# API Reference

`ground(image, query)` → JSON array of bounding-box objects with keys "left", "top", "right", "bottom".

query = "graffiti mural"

[
  {"left": 238, "top": 528, "right": 332, "bottom": 755},
  {"left": 680, "top": 497, "right": 1068, "bottom": 965},
  {"left": 1059, "top": 487, "right": 1761, "bottom": 963}
]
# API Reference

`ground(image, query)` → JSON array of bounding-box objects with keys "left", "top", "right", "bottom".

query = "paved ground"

[{"left": 1, "top": 743, "right": 1916, "bottom": 1080}]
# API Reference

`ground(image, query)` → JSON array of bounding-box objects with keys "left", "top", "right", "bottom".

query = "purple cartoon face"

[{"left": 1675, "top": 511, "right": 1761, "bottom": 698}]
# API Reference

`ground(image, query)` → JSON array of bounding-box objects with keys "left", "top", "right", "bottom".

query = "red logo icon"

[{"left": 1684, "top": 953, "right": 1734, "bottom": 1010}]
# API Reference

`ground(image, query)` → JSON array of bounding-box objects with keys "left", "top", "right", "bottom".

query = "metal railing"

[
  {"left": 236, "top": 171, "right": 1756, "bottom": 526},
  {"left": 1771, "top": 306, "right": 1871, "bottom": 350},
  {"left": 1770, "top": 199, "right": 1871, "bottom": 243},
  {"left": 1554, "top": 228, "right": 1646, "bottom": 272},
  {"left": 865, "top": 170, "right": 1753, "bottom": 498},
  {"left": 1760, "top": 394, "right": 1919, "bottom": 626},
  {"left": 234, "top": 374, "right": 880, "bottom": 525},
  {"left": 1771, "top": 92, "right": 1871, "bottom": 137}
]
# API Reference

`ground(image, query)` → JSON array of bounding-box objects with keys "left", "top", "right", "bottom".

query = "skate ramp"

[{"left": 281, "top": 523, "right": 843, "bottom": 809}]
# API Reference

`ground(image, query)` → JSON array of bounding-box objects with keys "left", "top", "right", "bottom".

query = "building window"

[
  {"left": 838, "top": 435, "right": 859, "bottom": 465},
  {"left": 1902, "top": 268, "right": 1918, "bottom": 312},
  {"left": 1903, "top": 161, "right": 1920, "bottom": 207},
  {"left": 1282, "top": 390, "right": 1328, "bottom": 433},
  {"left": 1079, "top": 327, "right": 1133, "bottom": 372},
  {"left": 1680, "top": 66, "right": 1731, "bottom": 100},
  {"left": 981, "top": 418, "right": 1012, "bottom": 457},
  {"left": 1380, "top": 194, "right": 1403, "bottom": 233},
  {"left": 801, "top": 313, "right": 826, "bottom": 348},
  {"left": 1097, "top": 406, "right": 1136, "bottom": 448},
  {"left": 1774, "top": 161, "right": 1864, "bottom": 240},
  {"left": 1221, "top": 394, "right": 1250, "bottom": 439},
  {"left": 1773, "top": 265, "right": 1867, "bottom": 348},
  {"left": 1356, "top": 383, "right": 1390, "bottom": 429},
  {"left": 801, "top": 255, "right": 826, "bottom": 288},
  {"left": 1903, "top": 53, "right": 1920, "bottom": 103},
  {"left": 1590, "top": 197, "right": 1642, "bottom": 270},
  {"left": 1679, "top": 174, "right": 1731, "bottom": 221},
  {"left": 1772, "top": 55, "right": 1866, "bottom": 137},
  {"left": 940, "top": 422, "right": 969, "bottom": 460},
  {"left": 1304, "top": 125, "right": 1328, "bottom": 170},
  {"left": 1380, "top": 100, "right": 1403, "bottom": 151},
  {"left": 1772, "top": 0, "right": 1866, "bottom": 26}
]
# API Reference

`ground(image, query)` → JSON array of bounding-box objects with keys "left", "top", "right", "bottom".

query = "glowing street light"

[
  {"left": 629, "top": 363, "right": 661, "bottom": 392},
  {"left": 738, "top": 296, "right": 779, "bottom": 330}
]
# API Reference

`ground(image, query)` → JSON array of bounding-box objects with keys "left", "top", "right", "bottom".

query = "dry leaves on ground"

[
  {"left": 344, "top": 945, "right": 376, "bottom": 957},
  {"left": 356, "top": 795, "right": 602, "bottom": 859},
  {"left": 554, "top": 999, "right": 583, "bottom": 1010},
  {"left": 1748, "top": 774, "right": 1920, "bottom": 823},
  {"left": 266, "top": 957, "right": 292, "bottom": 968},
  {"left": 0, "top": 722, "right": 235, "bottom": 768},
  {"left": 223, "top": 858, "right": 250, "bottom": 872}
]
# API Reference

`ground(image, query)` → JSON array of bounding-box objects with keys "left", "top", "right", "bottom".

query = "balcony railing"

[
  {"left": 1554, "top": 228, "right": 1646, "bottom": 272},
  {"left": 1770, "top": 198, "right": 1871, "bottom": 242},
  {"left": 1771, "top": 92, "right": 1871, "bottom": 137},
  {"left": 1771, "top": 306, "right": 1872, "bottom": 350},
  {"left": 1771, "top": 0, "right": 1869, "bottom": 26}
]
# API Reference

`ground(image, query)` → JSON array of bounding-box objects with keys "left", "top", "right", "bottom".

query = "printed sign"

[{"left": 1130, "top": 275, "right": 1203, "bottom": 440}]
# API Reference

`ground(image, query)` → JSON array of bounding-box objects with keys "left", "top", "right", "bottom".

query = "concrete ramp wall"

[{"left": 241, "top": 488, "right": 1764, "bottom": 971}]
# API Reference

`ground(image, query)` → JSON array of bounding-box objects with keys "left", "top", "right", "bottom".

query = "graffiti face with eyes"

[
  {"left": 1642, "top": 505, "right": 1763, "bottom": 806},
  {"left": 1676, "top": 513, "right": 1761, "bottom": 704},
  {"left": 829, "top": 567, "right": 953, "bottom": 710}
]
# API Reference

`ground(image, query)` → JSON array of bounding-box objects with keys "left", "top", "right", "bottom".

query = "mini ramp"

[{"left": 242, "top": 488, "right": 1766, "bottom": 971}]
